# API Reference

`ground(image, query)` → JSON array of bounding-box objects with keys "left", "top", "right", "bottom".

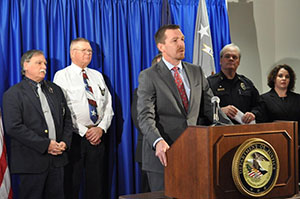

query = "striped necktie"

[{"left": 82, "top": 70, "right": 98, "bottom": 123}]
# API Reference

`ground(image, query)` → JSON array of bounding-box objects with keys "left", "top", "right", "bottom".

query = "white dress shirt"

[{"left": 54, "top": 63, "right": 114, "bottom": 137}]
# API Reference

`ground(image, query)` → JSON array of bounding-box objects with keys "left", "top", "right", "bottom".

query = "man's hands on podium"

[{"left": 155, "top": 139, "right": 170, "bottom": 167}]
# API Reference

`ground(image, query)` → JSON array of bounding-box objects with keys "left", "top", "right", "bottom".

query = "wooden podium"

[{"left": 165, "top": 121, "right": 298, "bottom": 199}]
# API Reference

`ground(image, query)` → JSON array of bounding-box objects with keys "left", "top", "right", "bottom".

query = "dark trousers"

[
  {"left": 19, "top": 166, "right": 64, "bottom": 199},
  {"left": 64, "top": 133, "right": 106, "bottom": 199}
]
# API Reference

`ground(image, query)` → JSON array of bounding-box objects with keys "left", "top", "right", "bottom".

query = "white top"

[{"left": 53, "top": 63, "right": 114, "bottom": 137}]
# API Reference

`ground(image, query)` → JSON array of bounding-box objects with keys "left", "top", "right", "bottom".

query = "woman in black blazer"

[
  {"left": 256, "top": 64, "right": 300, "bottom": 140},
  {"left": 256, "top": 64, "right": 300, "bottom": 183}
]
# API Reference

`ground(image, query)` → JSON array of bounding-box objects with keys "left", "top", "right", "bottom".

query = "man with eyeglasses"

[
  {"left": 54, "top": 38, "right": 114, "bottom": 199},
  {"left": 207, "top": 43, "right": 259, "bottom": 124}
]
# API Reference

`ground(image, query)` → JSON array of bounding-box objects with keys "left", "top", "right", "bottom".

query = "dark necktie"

[
  {"left": 172, "top": 66, "right": 189, "bottom": 112},
  {"left": 82, "top": 70, "right": 98, "bottom": 123}
]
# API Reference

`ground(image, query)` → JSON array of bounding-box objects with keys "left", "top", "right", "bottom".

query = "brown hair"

[
  {"left": 154, "top": 24, "right": 180, "bottom": 45},
  {"left": 267, "top": 64, "right": 296, "bottom": 91},
  {"left": 151, "top": 53, "right": 162, "bottom": 65}
]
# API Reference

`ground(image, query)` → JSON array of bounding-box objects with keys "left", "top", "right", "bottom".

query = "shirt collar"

[
  {"left": 162, "top": 57, "right": 183, "bottom": 71},
  {"left": 24, "top": 76, "right": 42, "bottom": 87},
  {"left": 71, "top": 62, "right": 87, "bottom": 75}
]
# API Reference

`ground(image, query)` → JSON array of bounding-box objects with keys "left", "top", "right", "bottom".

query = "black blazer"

[
  {"left": 255, "top": 89, "right": 300, "bottom": 144},
  {"left": 2, "top": 79, "right": 73, "bottom": 174},
  {"left": 256, "top": 89, "right": 300, "bottom": 123}
]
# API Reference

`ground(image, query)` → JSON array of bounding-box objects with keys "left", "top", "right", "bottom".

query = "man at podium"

[{"left": 137, "top": 24, "right": 232, "bottom": 191}]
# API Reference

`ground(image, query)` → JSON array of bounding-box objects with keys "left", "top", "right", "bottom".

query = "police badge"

[
  {"left": 240, "top": 82, "right": 246, "bottom": 90},
  {"left": 99, "top": 85, "right": 105, "bottom": 96}
]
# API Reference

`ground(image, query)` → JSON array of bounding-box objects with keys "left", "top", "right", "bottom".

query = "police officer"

[{"left": 207, "top": 43, "right": 259, "bottom": 124}]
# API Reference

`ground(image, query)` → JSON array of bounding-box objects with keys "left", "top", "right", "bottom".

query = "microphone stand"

[{"left": 211, "top": 96, "right": 230, "bottom": 126}]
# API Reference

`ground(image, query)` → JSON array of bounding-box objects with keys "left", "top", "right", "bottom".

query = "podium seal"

[{"left": 232, "top": 138, "right": 279, "bottom": 197}]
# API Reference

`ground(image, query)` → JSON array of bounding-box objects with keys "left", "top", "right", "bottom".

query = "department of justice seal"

[{"left": 232, "top": 138, "right": 279, "bottom": 197}]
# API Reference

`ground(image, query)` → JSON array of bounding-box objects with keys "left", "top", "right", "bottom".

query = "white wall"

[{"left": 227, "top": 0, "right": 300, "bottom": 93}]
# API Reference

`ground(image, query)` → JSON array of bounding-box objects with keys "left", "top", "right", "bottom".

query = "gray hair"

[
  {"left": 70, "top": 37, "right": 90, "bottom": 51},
  {"left": 220, "top": 43, "right": 241, "bottom": 59},
  {"left": 20, "top": 49, "right": 44, "bottom": 75}
]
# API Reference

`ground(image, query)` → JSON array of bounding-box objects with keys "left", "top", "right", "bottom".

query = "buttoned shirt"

[
  {"left": 162, "top": 57, "right": 190, "bottom": 100},
  {"left": 54, "top": 63, "right": 114, "bottom": 136}
]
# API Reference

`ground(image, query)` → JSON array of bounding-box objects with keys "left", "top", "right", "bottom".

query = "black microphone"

[{"left": 211, "top": 96, "right": 220, "bottom": 124}]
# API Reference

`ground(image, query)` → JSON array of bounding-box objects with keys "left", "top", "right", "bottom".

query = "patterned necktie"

[
  {"left": 37, "top": 83, "right": 56, "bottom": 140},
  {"left": 172, "top": 66, "right": 189, "bottom": 112},
  {"left": 82, "top": 70, "right": 98, "bottom": 123}
]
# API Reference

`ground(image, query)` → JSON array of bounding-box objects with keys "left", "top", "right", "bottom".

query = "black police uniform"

[{"left": 207, "top": 71, "right": 259, "bottom": 123}]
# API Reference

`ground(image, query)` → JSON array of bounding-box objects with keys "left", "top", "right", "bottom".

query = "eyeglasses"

[
  {"left": 74, "top": 49, "right": 93, "bottom": 54},
  {"left": 223, "top": 54, "right": 239, "bottom": 60}
]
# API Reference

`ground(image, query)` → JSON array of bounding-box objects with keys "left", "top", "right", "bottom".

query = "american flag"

[{"left": 0, "top": 111, "right": 12, "bottom": 199}]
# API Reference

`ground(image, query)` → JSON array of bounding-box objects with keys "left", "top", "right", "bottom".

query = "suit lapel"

[
  {"left": 21, "top": 80, "right": 45, "bottom": 118},
  {"left": 183, "top": 62, "right": 194, "bottom": 113},
  {"left": 156, "top": 61, "right": 187, "bottom": 115}
]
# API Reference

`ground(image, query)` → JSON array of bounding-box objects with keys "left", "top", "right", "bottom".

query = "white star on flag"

[
  {"left": 193, "top": 0, "right": 215, "bottom": 77},
  {"left": 91, "top": 110, "right": 97, "bottom": 116},
  {"left": 198, "top": 24, "right": 209, "bottom": 39}
]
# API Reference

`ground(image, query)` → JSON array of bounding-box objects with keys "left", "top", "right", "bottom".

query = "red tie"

[{"left": 172, "top": 66, "right": 189, "bottom": 112}]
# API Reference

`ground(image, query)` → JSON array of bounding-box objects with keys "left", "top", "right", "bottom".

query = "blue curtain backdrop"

[
  {"left": 0, "top": 0, "right": 230, "bottom": 198},
  {"left": 206, "top": 0, "right": 231, "bottom": 72}
]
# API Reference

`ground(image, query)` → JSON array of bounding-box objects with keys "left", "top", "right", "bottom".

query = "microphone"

[{"left": 211, "top": 96, "right": 220, "bottom": 124}]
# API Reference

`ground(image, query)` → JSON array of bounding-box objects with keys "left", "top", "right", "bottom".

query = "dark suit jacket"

[
  {"left": 255, "top": 89, "right": 300, "bottom": 122},
  {"left": 137, "top": 60, "right": 231, "bottom": 173},
  {"left": 2, "top": 79, "right": 73, "bottom": 174}
]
